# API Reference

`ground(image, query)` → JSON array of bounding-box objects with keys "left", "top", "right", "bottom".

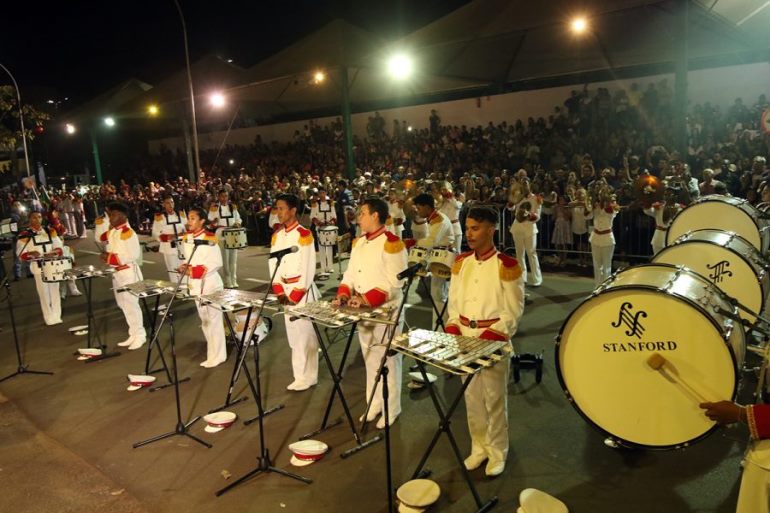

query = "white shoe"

[
  {"left": 376, "top": 413, "right": 398, "bottom": 430},
  {"left": 127, "top": 339, "right": 146, "bottom": 350},
  {"left": 200, "top": 360, "right": 210, "bottom": 367},
  {"left": 359, "top": 409, "right": 381, "bottom": 423},
  {"left": 485, "top": 459, "right": 505, "bottom": 477},
  {"left": 202, "top": 359, "right": 226, "bottom": 368},
  {"left": 463, "top": 453, "right": 488, "bottom": 471},
  {"left": 287, "top": 381, "right": 315, "bottom": 392},
  {"left": 117, "top": 338, "right": 134, "bottom": 347},
  {"left": 70, "top": 290, "right": 82, "bottom": 297},
  {"left": 46, "top": 319, "right": 63, "bottom": 326}
]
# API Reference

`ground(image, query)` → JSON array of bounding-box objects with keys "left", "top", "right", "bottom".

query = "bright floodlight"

[
  {"left": 147, "top": 104, "right": 159, "bottom": 116},
  {"left": 387, "top": 53, "right": 414, "bottom": 81},
  {"left": 210, "top": 92, "right": 226, "bottom": 108},
  {"left": 104, "top": 117, "right": 116, "bottom": 127},
  {"left": 313, "top": 70, "right": 326, "bottom": 84},
  {"left": 571, "top": 17, "right": 588, "bottom": 33},
  {"left": 228, "top": 159, "right": 235, "bottom": 165},
  {"left": 65, "top": 123, "right": 76, "bottom": 135}
]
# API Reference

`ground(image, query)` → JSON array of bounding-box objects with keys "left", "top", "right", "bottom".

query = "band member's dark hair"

[
  {"left": 276, "top": 193, "right": 300, "bottom": 211},
  {"left": 413, "top": 193, "right": 435, "bottom": 209},
  {"left": 466, "top": 206, "right": 498, "bottom": 225},
  {"left": 107, "top": 202, "right": 129, "bottom": 215},
  {"left": 361, "top": 196, "right": 389, "bottom": 225},
  {"left": 187, "top": 206, "right": 207, "bottom": 220},
  {"left": 217, "top": 189, "right": 228, "bottom": 195}
]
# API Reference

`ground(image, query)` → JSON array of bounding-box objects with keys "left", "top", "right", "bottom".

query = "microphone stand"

[
  {"left": 340, "top": 265, "right": 421, "bottom": 513},
  {"left": 133, "top": 242, "right": 211, "bottom": 449},
  {"left": 0, "top": 236, "right": 54, "bottom": 383},
  {"left": 216, "top": 247, "right": 311, "bottom": 497}
]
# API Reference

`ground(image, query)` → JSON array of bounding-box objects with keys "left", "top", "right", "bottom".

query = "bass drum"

[
  {"left": 666, "top": 195, "right": 770, "bottom": 253},
  {"left": 556, "top": 263, "right": 745, "bottom": 450},
  {"left": 654, "top": 229, "right": 769, "bottom": 325}
]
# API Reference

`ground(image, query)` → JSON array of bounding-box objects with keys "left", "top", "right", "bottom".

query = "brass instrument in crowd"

[{"left": 633, "top": 175, "right": 665, "bottom": 208}]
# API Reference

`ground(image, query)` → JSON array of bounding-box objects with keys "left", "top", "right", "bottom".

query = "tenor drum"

[
  {"left": 318, "top": 226, "right": 339, "bottom": 246},
  {"left": 427, "top": 248, "right": 455, "bottom": 279},
  {"left": 654, "top": 230, "right": 769, "bottom": 324},
  {"left": 41, "top": 256, "right": 73, "bottom": 282},
  {"left": 408, "top": 246, "right": 429, "bottom": 275},
  {"left": 556, "top": 263, "right": 745, "bottom": 449},
  {"left": 222, "top": 228, "right": 247, "bottom": 250},
  {"left": 666, "top": 195, "right": 770, "bottom": 252}
]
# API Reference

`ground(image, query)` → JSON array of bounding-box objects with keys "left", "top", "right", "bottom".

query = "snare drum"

[
  {"left": 318, "top": 226, "right": 339, "bottom": 247},
  {"left": 41, "top": 256, "right": 73, "bottom": 282},
  {"left": 408, "top": 246, "right": 430, "bottom": 275},
  {"left": 556, "top": 263, "right": 745, "bottom": 449},
  {"left": 222, "top": 228, "right": 247, "bottom": 250},
  {"left": 666, "top": 195, "right": 770, "bottom": 252},
  {"left": 654, "top": 230, "right": 769, "bottom": 324},
  {"left": 427, "top": 248, "right": 455, "bottom": 279}
]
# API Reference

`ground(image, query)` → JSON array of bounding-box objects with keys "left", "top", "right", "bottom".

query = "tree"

[{"left": 0, "top": 85, "right": 50, "bottom": 178}]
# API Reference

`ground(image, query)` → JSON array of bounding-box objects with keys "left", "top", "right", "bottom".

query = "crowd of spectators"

[{"left": 3, "top": 79, "right": 769, "bottom": 263}]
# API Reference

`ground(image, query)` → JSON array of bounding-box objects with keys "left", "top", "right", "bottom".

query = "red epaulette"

[
  {"left": 384, "top": 230, "right": 400, "bottom": 242},
  {"left": 297, "top": 226, "right": 311, "bottom": 238},
  {"left": 497, "top": 252, "right": 519, "bottom": 267}
]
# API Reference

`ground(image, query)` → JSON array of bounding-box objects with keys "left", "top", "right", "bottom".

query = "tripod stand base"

[
  {"left": 215, "top": 453, "right": 312, "bottom": 497},
  {"left": 132, "top": 416, "right": 210, "bottom": 449},
  {"left": 0, "top": 365, "right": 54, "bottom": 383},
  {"left": 243, "top": 403, "right": 284, "bottom": 426},
  {"left": 299, "top": 417, "right": 344, "bottom": 441},
  {"left": 208, "top": 395, "right": 248, "bottom": 414},
  {"left": 340, "top": 432, "right": 383, "bottom": 459},
  {"left": 149, "top": 376, "right": 190, "bottom": 393}
]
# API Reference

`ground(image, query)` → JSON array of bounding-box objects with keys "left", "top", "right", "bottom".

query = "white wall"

[{"left": 149, "top": 62, "right": 770, "bottom": 154}]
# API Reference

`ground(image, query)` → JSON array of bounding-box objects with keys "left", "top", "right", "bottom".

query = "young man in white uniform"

[
  {"left": 437, "top": 182, "right": 463, "bottom": 253},
  {"left": 507, "top": 181, "right": 543, "bottom": 287},
  {"left": 587, "top": 199, "right": 619, "bottom": 287},
  {"left": 309, "top": 189, "right": 337, "bottom": 278},
  {"left": 152, "top": 195, "right": 187, "bottom": 282},
  {"left": 208, "top": 189, "right": 242, "bottom": 288}
]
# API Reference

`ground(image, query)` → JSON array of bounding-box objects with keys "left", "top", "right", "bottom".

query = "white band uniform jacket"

[
  {"left": 509, "top": 194, "right": 542, "bottom": 235},
  {"left": 101, "top": 222, "right": 146, "bottom": 343},
  {"left": 310, "top": 200, "right": 336, "bottom": 226},
  {"left": 152, "top": 210, "right": 188, "bottom": 255},
  {"left": 182, "top": 229, "right": 223, "bottom": 297},
  {"left": 207, "top": 202, "right": 242, "bottom": 231},
  {"left": 587, "top": 205, "right": 618, "bottom": 247}
]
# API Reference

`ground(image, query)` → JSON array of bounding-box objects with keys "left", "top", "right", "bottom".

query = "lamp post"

[
  {"left": 173, "top": 0, "right": 200, "bottom": 184},
  {"left": 0, "top": 62, "right": 32, "bottom": 177}
]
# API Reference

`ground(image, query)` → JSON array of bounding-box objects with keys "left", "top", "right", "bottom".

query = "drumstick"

[{"left": 646, "top": 353, "right": 708, "bottom": 403}]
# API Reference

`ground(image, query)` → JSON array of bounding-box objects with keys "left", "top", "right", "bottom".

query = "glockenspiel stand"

[{"left": 81, "top": 272, "right": 121, "bottom": 363}]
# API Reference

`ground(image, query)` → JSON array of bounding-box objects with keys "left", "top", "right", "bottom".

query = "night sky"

[{"left": 2, "top": 0, "right": 468, "bottom": 107}]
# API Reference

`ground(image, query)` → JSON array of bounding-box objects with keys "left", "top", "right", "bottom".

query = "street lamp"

[
  {"left": 312, "top": 70, "right": 326, "bottom": 84},
  {"left": 386, "top": 53, "right": 414, "bottom": 81},
  {"left": 104, "top": 116, "right": 116, "bottom": 127},
  {"left": 173, "top": 0, "right": 200, "bottom": 183},
  {"left": 0, "top": 62, "right": 32, "bottom": 177},
  {"left": 570, "top": 16, "right": 588, "bottom": 34},
  {"left": 65, "top": 123, "right": 77, "bottom": 135},
  {"left": 210, "top": 92, "right": 226, "bottom": 108},
  {"left": 147, "top": 104, "right": 159, "bottom": 116}
]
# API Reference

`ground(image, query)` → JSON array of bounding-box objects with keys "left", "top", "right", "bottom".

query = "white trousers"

[
  {"left": 737, "top": 459, "right": 770, "bottom": 513},
  {"left": 284, "top": 313, "right": 319, "bottom": 385},
  {"left": 318, "top": 244, "right": 334, "bottom": 274},
  {"left": 196, "top": 298, "right": 227, "bottom": 364},
  {"left": 451, "top": 223, "right": 462, "bottom": 253},
  {"left": 591, "top": 243, "right": 615, "bottom": 287},
  {"left": 59, "top": 279, "right": 81, "bottom": 298},
  {"left": 358, "top": 321, "right": 402, "bottom": 419},
  {"left": 162, "top": 252, "right": 183, "bottom": 282},
  {"left": 512, "top": 229, "right": 542, "bottom": 286},
  {"left": 112, "top": 267, "right": 146, "bottom": 342},
  {"left": 429, "top": 276, "right": 448, "bottom": 329},
  {"left": 464, "top": 355, "right": 510, "bottom": 464},
  {"left": 219, "top": 243, "right": 238, "bottom": 286},
  {"left": 33, "top": 271, "right": 62, "bottom": 325}
]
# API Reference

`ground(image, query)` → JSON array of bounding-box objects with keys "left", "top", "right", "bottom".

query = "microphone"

[
  {"left": 269, "top": 246, "right": 299, "bottom": 259},
  {"left": 397, "top": 261, "right": 424, "bottom": 280},
  {"left": 193, "top": 238, "right": 217, "bottom": 246}
]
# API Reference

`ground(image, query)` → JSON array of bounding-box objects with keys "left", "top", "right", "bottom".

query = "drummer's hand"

[
  {"left": 178, "top": 264, "right": 189, "bottom": 275},
  {"left": 277, "top": 294, "right": 291, "bottom": 305},
  {"left": 347, "top": 297, "right": 363, "bottom": 309},
  {"left": 28, "top": 250, "right": 41, "bottom": 258},
  {"left": 234, "top": 223, "right": 241, "bottom": 228},
  {"left": 699, "top": 401, "right": 744, "bottom": 425},
  {"left": 331, "top": 297, "right": 345, "bottom": 307},
  {"left": 44, "top": 251, "right": 57, "bottom": 258},
  {"left": 99, "top": 252, "right": 108, "bottom": 263}
]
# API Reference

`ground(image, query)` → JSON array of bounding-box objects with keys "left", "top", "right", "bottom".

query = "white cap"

[{"left": 519, "top": 488, "right": 568, "bottom": 513}]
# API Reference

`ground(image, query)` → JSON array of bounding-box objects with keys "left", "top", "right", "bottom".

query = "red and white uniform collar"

[
  {"left": 474, "top": 246, "right": 497, "bottom": 262},
  {"left": 365, "top": 225, "right": 386, "bottom": 240}
]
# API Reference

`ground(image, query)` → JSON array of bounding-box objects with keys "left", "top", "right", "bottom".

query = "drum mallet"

[{"left": 647, "top": 353, "right": 708, "bottom": 403}]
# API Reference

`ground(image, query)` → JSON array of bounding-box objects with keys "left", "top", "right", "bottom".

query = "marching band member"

[
  {"left": 700, "top": 401, "right": 770, "bottom": 513},
  {"left": 208, "top": 189, "right": 242, "bottom": 288},
  {"left": 333, "top": 197, "right": 407, "bottom": 429},
  {"left": 412, "top": 193, "right": 455, "bottom": 328},
  {"left": 643, "top": 190, "right": 683, "bottom": 256},
  {"left": 16, "top": 211, "right": 64, "bottom": 325},
  {"left": 444, "top": 205, "right": 525, "bottom": 477},
  {"left": 152, "top": 195, "right": 187, "bottom": 281},
  {"left": 386, "top": 190, "right": 405, "bottom": 239},
  {"left": 180, "top": 207, "right": 227, "bottom": 368},
  {"left": 587, "top": 193, "right": 619, "bottom": 287},
  {"left": 309, "top": 188, "right": 337, "bottom": 279},
  {"left": 437, "top": 181, "right": 463, "bottom": 253},
  {"left": 100, "top": 203, "right": 146, "bottom": 350},
  {"left": 93, "top": 206, "right": 111, "bottom": 251},
  {"left": 270, "top": 194, "right": 320, "bottom": 391},
  {"left": 507, "top": 179, "right": 543, "bottom": 287}
]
